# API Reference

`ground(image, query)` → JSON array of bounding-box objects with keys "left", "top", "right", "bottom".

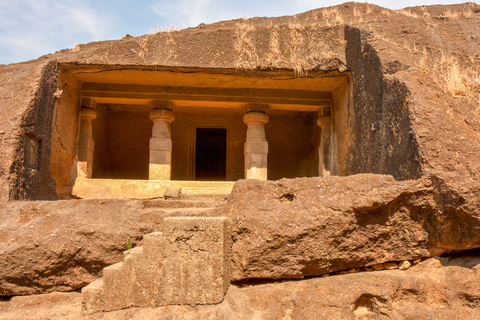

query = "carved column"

[
  {"left": 149, "top": 108, "right": 175, "bottom": 180},
  {"left": 243, "top": 112, "right": 269, "bottom": 180},
  {"left": 317, "top": 110, "right": 332, "bottom": 178},
  {"left": 77, "top": 107, "right": 97, "bottom": 178}
]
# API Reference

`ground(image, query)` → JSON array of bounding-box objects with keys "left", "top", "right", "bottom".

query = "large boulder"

[{"left": 226, "top": 174, "right": 480, "bottom": 281}]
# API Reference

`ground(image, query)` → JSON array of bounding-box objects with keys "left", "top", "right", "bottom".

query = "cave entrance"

[
  {"left": 52, "top": 64, "right": 352, "bottom": 199},
  {"left": 194, "top": 128, "right": 227, "bottom": 181}
]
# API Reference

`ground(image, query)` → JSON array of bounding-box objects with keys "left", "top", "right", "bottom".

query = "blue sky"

[{"left": 0, "top": 0, "right": 473, "bottom": 65}]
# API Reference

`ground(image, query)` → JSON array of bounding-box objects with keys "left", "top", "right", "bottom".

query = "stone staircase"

[{"left": 82, "top": 216, "right": 230, "bottom": 315}]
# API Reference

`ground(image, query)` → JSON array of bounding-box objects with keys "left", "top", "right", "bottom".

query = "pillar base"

[
  {"left": 149, "top": 138, "right": 172, "bottom": 180},
  {"left": 245, "top": 141, "right": 268, "bottom": 180},
  {"left": 77, "top": 161, "right": 90, "bottom": 179},
  {"left": 149, "top": 163, "right": 171, "bottom": 180},
  {"left": 245, "top": 166, "right": 268, "bottom": 180}
]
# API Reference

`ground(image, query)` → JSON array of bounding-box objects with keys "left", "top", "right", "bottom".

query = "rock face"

[
  {"left": 0, "top": 199, "right": 221, "bottom": 296},
  {"left": 227, "top": 174, "right": 480, "bottom": 281},
  {"left": 2, "top": 254, "right": 480, "bottom": 319},
  {"left": 3, "top": 173, "right": 479, "bottom": 299}
]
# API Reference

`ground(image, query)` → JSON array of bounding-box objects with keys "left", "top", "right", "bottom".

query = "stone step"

[
  {"left": 162, "top": 208, "right": 220, "bottom": 216},
  {"left": 102, "top": 262, "right": 124, "bottom": 293},
  {"left": 125, "top": 245, "right": 144, "bottom": 256},
  {"left": 179, "top": 193, "right": 230, "bottom": 201},
  {"left": 142, "top": 199, "right": 224, "bottom": 209},
  {"left": 81, "top": 279, "right": 105, "bottom": 315},
  {"left": 179, "top": 187, "right": 232, "bottom": 201}
]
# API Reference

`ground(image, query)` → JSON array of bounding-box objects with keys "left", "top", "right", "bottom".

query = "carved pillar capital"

[
  {"left": 150, "top": 100, "right": 174, "bottom": 110},
  {"left": 317, "top": 115, "right": 331, "bottom": 127},
  {"left": 80, "top": 107, "right": 97, "bottom": 121},
  {"left": 243, "top": 111, "right": 269, "bottom": 126},
  {"left": 149, "top": 108, "right": 175, "bottom": 122}
]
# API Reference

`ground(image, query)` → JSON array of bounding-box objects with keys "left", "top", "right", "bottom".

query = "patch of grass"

[
  {"left": 335, "top": 12, "right": 344, "bottom": 24},
  {"left": 321, "top": 7, "right": 337, "bottom": 20},
  {"left": 126, "top": 237, "right": 133, "bottom": 250},
  {"left": 318, "top": 7, "right": 344, "bottom": 27},
  {"left": 266, "top": 22, "right": 282, "bottom": 69},
  {"left": 288, "top": 22, "right": 307, "bottom": 77},
  {"left": 397, "top": 9, "right": 420, "bottom": 19},
  {"left": 420, "top": 6, "right": 431, "bottom": 19},
  {"left": 234, "top": 18, "right": 258, "bottom": 70},
  {"left": 353, "top": 6, "right": 361, "bottom": 17},
  {"left": 463, "top": 4, "right": 474, "bottom": 18},
  {"left": 417, "top": 50, "right": 480, "bottom": 109},
  {"left": 436, "top": 9, "right": 461, "bottom": 20},
  {"left": 366, "top": 3, "right": 373, "bottom": 14},
  {"left": 149, "top": 25, "right": 182, "bottom": 35},
  {"left": 439, "top": 56, "right": 468, "bottom": 96}
]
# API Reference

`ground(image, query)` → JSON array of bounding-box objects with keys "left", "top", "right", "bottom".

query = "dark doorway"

[{"left": 195, "top": 128, "right": 227, "bottom": 181}]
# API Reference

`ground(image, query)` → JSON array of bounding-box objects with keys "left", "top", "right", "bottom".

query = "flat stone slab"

[{"left": 72, "top": 178, "right": 234, "bottom": 200}]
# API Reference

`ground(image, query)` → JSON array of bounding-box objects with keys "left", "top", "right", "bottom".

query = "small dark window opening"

[{"left": 195, "top": 128, "right": 227, "bottom": 181}]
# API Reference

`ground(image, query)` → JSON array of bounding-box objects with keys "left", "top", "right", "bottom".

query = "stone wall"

[
  {"left": 93, "top": 108, "right": 151, "bottom": 180},
  {"left": 266, "top": 112, "right": 319, "bottom": 180}
]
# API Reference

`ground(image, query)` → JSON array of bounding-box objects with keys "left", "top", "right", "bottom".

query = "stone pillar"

[
  {"left": 149, "top": 108, "right": 175, "bottom": 180},
  {"left": 77, "top": 107, "right": 97, "bottom": 178},
  {"left": 243, "top": 112, "right": 269, "bottom": 180},
  {"left": 317, "top": 111, "right": 332, "bottom": 178}
]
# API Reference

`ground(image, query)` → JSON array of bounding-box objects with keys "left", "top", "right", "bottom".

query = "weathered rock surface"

[
  {"left": 2, "top": 254, "right": 480, "bottom": 319},
  {"left": 4, "top": 173, "right": 479, "bottom": 297},
  {"left": 227, "top": 174, "right": 480, "bottom": 281},
  {"left": 0, "top": 199, "right": 221, "bottom": 296}
]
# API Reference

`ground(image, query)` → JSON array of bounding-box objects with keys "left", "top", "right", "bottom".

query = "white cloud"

[{"left": 0, "top": 0, "right": 114, "bottom": 64}]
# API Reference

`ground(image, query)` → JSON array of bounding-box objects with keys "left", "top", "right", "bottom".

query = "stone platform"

[{"left": 72, "top": 178, "right": 235, "bottom": 200}]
